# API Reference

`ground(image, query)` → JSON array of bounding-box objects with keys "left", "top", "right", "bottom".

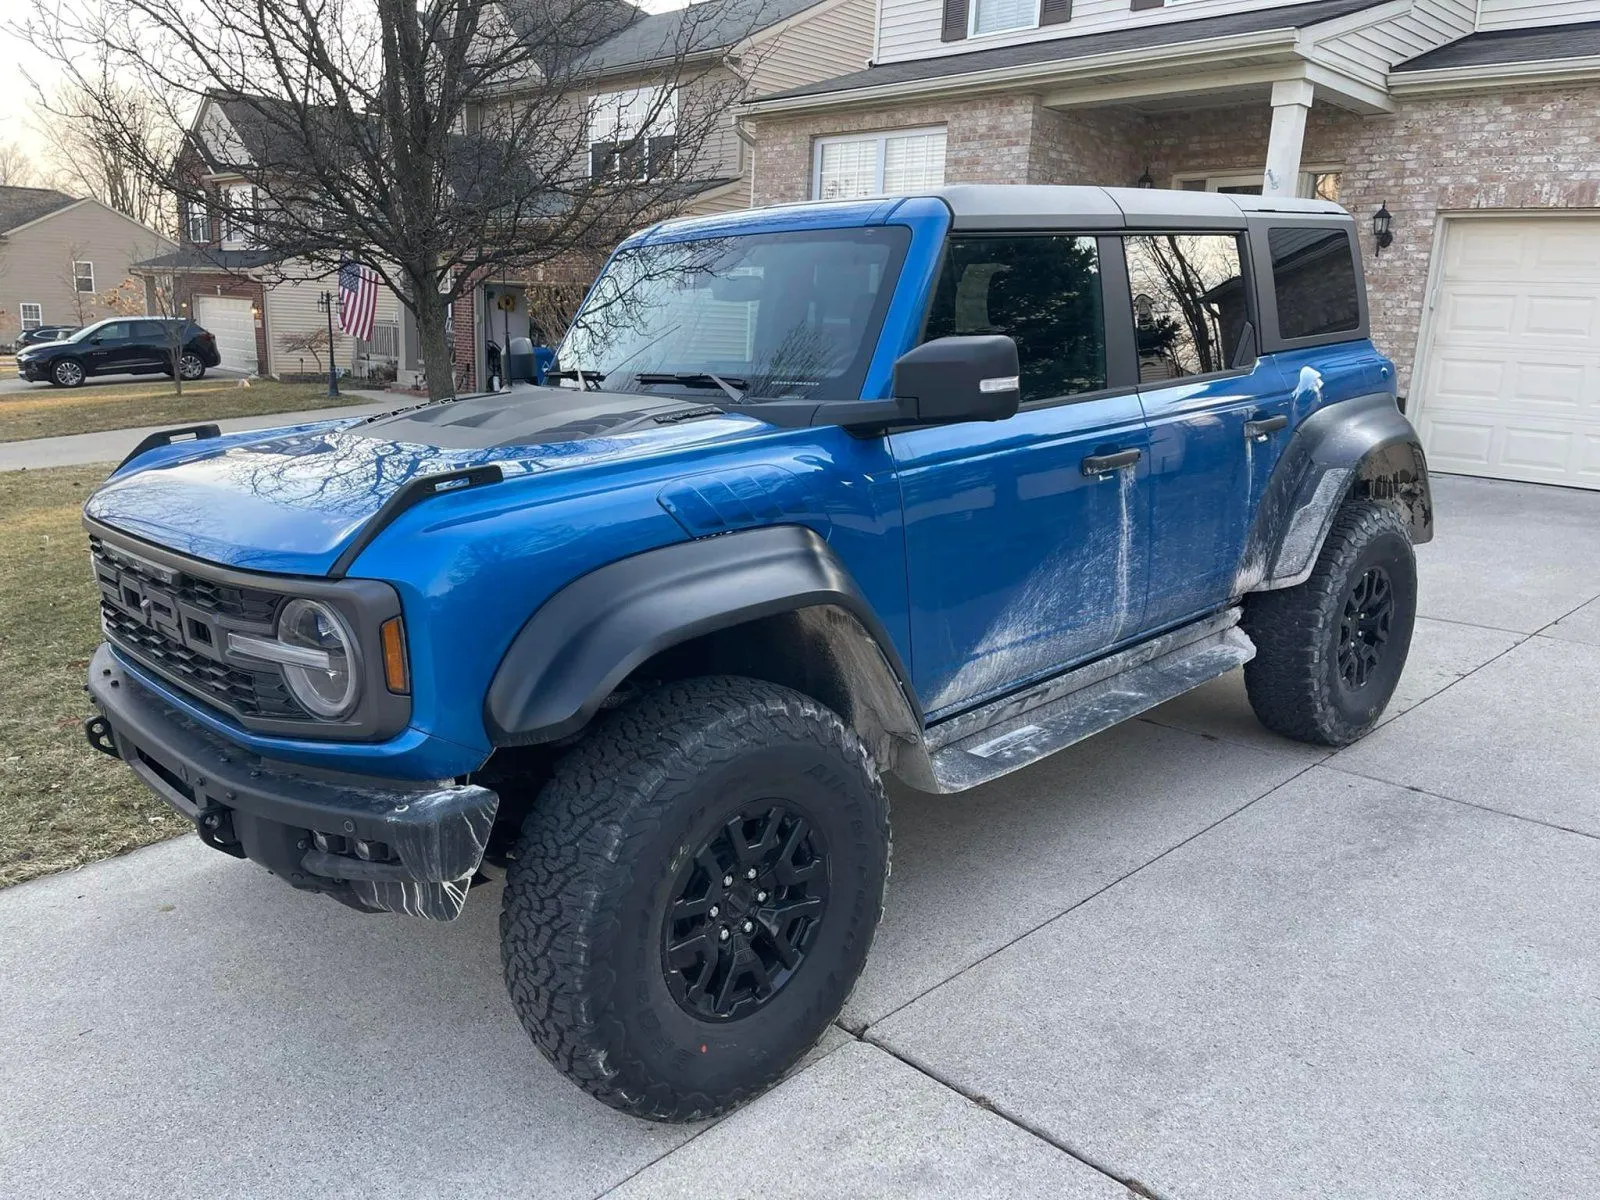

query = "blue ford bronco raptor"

[{"left": 82, "top": 185, "right": 1431, "bottom": 1120}]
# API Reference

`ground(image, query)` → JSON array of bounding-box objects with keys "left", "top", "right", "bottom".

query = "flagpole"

[{"left": 319, "top": 289, "right": 340, "bottom": 399}]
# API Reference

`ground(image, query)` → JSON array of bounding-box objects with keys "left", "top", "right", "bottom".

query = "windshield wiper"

[
  {"left": 634, "top": 372, "right": 747, "bottom": 404},
  {"left": 544, "top": 368, "right": 606, "bottom": 391}
]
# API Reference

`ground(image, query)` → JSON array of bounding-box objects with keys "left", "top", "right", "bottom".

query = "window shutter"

[
  {"left": 1040, "top": 0, "right": 1072, "bottom": 24},
  {"left": 941, "top": 0, "right": 969, "bottom": 42}
]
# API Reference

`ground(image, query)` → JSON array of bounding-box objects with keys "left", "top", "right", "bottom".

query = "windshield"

[{"left": 556, "top": 226, "right": 910, "bottom": 403}]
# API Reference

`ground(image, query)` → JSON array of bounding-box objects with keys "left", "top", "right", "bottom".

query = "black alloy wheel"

[
  {"left": 663, "top": 803, "right": 829, "bottom": 1022},
  {"left": 1337, "top": 566, "right": 1394, "bottom": 689}
]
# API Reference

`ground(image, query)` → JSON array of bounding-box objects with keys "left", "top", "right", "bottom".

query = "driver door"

[
  {"left": 890, "top": 233, "right": 1150, "bottom": 719},
  {"left": 82, "top": 321, "right": 137, "bottom": 376}
]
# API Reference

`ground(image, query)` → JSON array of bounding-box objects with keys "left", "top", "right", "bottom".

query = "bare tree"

[
  {"left": 18, "top": 0, "right": 768, "bottom": 398},
  {"left": 30, "top": 78, "right": 178, "bottom": 233},
  {"left": 0, "top": 141, "right": 37, "bottom": 186},
  {"left": 281, "top": 326, "right": 333, "bottom": 375}
]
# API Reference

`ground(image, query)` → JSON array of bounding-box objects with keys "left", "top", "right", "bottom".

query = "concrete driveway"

[{"left": 3, "top": 473, "right": 1597, "bottom": 1199}]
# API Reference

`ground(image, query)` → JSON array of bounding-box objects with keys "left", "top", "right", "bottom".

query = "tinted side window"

[
  {"left": 132, "top": 321, "right": 166, "bottom": 339},
  {"left": 1124, "top": 234, "right": 1249, "bottom": 383},
  {"left": 96, "top": 322, "right": 133, "bottom": 340},
  {"left": 924, "top": 235, "right": 1106, "bottom": 402},
  {"left": 1270, "top": 227, "right": 1360, "bottom": 340}
]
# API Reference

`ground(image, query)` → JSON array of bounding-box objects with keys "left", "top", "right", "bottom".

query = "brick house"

[
  {"left": 449, "top": 0, "right": 877, "bottom": 391},
  {"left": 738, "top": 0, "right": 1600, "bottom": 490},
  {"left": 133, "top": 94, "right": 412, "bottom": 381}
]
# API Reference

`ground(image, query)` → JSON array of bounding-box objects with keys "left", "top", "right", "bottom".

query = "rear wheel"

[
  {"left": 500, "top": 676, "right": 889, "bottom": 1121},
  {"left": 1242, "top": 502, "right": 1417, "bottom": 746},
  {"left": 51, "top": 358, "right": 86, "bottom": 388}
]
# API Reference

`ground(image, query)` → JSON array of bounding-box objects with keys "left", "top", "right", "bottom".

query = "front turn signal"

[{"left": 380, "top": 616, "right": 410, "bottom": 695}]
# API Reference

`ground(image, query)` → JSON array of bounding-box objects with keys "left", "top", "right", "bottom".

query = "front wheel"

[
  {"left": 1242, "top": 501, "right": 1417, "bottom": 746},
  {"left": 51, "top": 357, "right": 86, "bottom": 388},
  {"left": 500, "top": 676, "right": 889, "bottom": 1121},
  {"left": 178, "top": 352, "right": 206, "bottom": 380}
]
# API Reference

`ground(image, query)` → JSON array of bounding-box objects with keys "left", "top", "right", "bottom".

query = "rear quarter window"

[{"left": 1269, "top": 227, "right": 1360, "bottom": 341}]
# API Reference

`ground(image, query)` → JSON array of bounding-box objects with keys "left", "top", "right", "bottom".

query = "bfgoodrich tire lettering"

[
  {"left": 1242, "top": 501, "right": 1417, "bottom": 746},
  {"left": 500, "top": 676, "right": 889, "bottom": 1121}
]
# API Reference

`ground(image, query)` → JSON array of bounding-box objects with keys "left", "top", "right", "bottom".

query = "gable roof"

[
  {"left": 750, "top": 0, "right": 1388, "bottom": 103},
  {"left": 0, "top": 186, "right": 80, "bottom": 234},
  {"left": 568, "top": 0, "right": 830, "bottom": 79},
  {"left": 1393, "top": 20, "right": 1600, "bottom": 72}
]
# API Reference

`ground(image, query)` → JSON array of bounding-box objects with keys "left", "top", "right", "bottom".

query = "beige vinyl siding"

[
  {"left": 264, "top": 263, "right": 405, "bottom": 377},
  {"left": 1477, "top": 0, "right": 1600, "bottom": 31},
  {"left": 878, "top": 0, "right": 1330, "bottom": 65},
  {"left": 747, "top": 0, "right": 878, "bottom": 94},
  {"left": 0, "top": 202, "right": 173, "bottom": 345},
  {"left": 1309, "top": 0, "right": 1476, "bottom": 90}
]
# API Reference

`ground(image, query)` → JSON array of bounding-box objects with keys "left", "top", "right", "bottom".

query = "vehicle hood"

[
  {"left": 16, "top": 339, "right": 75, "bottom": 358},
  {"left": 85, "top": 388, "right": 766, "bottom": 575}
]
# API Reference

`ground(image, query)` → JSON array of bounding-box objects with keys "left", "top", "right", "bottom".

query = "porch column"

[{"left": 1263, "top": 79, "right": 1313, "bottom": 198}]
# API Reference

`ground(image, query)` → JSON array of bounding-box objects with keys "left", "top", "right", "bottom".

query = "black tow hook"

[{"left": 83, "top": 715, "right": 119, "bottom": 759}]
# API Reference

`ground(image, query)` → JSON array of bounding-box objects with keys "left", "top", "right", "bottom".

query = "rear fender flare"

[{"left": 1238, "top": 392, "right": 1434, "bottom": 594}]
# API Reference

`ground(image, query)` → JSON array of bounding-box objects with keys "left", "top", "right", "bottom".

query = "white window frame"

[
  {"left": 969, "top": 0, "right": 1040, "bottom": 38},
  {"left": 221, "top": 182, "right": 257, "bottom": 247},
  {"left": 1172, "top": 166, "right": 1343, "bottom": 201},
  {"left": 811, "top": 126, "right": 948, "bottom": 200},
  {"left": 185, "top": 204, "right": 212, "bottom": 243},
  {"left": 19, "top": 302, "right": 43, "bottom": 330},
  {"left": 586, "top": 86, "right": 679, "bottom": 181},
  {"left": 74, "top": 261, "right": 95, "bottom": 293}
]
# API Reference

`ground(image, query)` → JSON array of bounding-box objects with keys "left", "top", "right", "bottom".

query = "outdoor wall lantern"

[
  {"left": 1372, "top": 203, "right": 1394, "bottom": 256},
  {"left": 1136, "top": 167, "right": 1155, "bottom": 189}
]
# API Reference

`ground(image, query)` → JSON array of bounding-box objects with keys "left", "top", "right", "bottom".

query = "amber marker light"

[{"left": 380, "top": 617, "right": 411, "bottom": 694}]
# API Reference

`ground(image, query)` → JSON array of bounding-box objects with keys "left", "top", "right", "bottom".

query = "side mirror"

[{"left": 892, "top": 335, "right": 1020, "bottom": 425}]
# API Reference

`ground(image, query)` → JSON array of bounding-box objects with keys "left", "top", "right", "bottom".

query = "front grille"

[{"left": 90, "top": 535, "right": 308, "bottom": 723}]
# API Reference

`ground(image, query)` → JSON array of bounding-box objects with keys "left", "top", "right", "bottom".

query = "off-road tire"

[
  {"left": 1242, "top": 501, "right": 1416, "bottom": 746},
  {"left": 500, "top": 676, "right": 889, "bottom": 1122}
]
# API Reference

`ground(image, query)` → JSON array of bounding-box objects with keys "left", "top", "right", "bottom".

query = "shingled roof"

[
  {"left": 0, "top": 186, "right": 80, "bottom": 234},
  {"left": 1393, "top": 20, "right": 1600, "bottom": 72}
]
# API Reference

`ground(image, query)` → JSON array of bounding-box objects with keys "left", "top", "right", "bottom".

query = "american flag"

[{"left": 338, "top": 261, "right": 378, "bottom": 342}]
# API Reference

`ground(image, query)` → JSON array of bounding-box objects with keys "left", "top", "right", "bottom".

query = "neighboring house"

[
  {"left": 131, "top": 94, "right": 412, "bottom": 380},
  {"left": 0, "top": 187, "right": 174, "bottom": 349},
  {"left": 448, "top": 0, "right": 877, "bottom": 390},
  {"left": 738, "top": 0, "right": 1600, "bottom": 491}
]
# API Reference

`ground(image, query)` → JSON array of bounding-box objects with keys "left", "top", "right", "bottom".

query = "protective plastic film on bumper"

[{"left": 85, "top": 642, "right": 498, "bottom": 921}]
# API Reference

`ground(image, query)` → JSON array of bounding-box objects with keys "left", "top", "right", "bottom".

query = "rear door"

[
  {"left": 890, "top": 232, "right": 1150, "bottom": 718},
  {"left": 1128, "top": 230, "right": 1291, "bottom": 630},
  {"left": 127, "top": 321, "right": 169, "bottom": 371}
]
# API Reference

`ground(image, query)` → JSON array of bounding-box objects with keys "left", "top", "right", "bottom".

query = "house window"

[
  {"left": 588, "top": 86, "right": 678, "bottom": 181},
  {"left": 1123, "top": 233, "right": 1250, "bottom": 382},
  {"left": 184, "top": 203, "right": 212, "bottom": 243},
  {"left": 1172, "top": 169, "right": 1343, "bottom": 201},
  {"left": 971, "top": 0, "right": 1037, "bottom": 35},
  {"left": 74, "top": 262, "right": 95, "bottom": 293},
  {"left": 221, "top": 183, "right": 257, "bottom": 246},
  {"left": 813, "top": 128, "right": 947, "bottom": 200},
  {"left": 20, "top": 303, "right": 42, "bottom": 330}
]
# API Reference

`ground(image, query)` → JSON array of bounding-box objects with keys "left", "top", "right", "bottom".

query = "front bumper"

[
  {"left": 18, "top": 360, "right": 45, "bottom": 381},
  {"left": 85, "top": 643, "right": 498, "bottom": 920}
]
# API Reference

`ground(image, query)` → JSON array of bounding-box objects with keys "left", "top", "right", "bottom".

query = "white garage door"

[
  {"left": 1415, "top": 216, "right": 1600, "bottom": 489},
  {"left": 192, "top": 296, "right": 258, "bottom": 374}
]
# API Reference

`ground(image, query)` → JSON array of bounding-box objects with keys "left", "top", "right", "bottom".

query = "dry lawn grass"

[{"left": 0, "top": 378, "right": 365, "bottom": 442}]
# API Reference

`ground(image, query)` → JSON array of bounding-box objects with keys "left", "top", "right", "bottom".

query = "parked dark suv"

[
  {"left": 15, "top": 324, "right": 79, "bottom": 349},
  {"left": 16, "top": 318, "right": 220, "bottom": 387}
]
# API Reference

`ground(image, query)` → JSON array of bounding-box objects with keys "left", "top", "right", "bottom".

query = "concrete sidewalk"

[
  {"left": 0, "top": 392, "right": 396, "bottom": 471},
  {"left": 2, "top": 475, "right": 1598, "bottom": 1199}
]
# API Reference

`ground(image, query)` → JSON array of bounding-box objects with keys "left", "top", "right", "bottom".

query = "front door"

[
  {"left": 1124, "top": 231, "right": 1291, "bottom": 629},
  {"left": 891, "top": 233, "right": 1150, "bottom": 719},
  {"left": 83, "top": 321, "right": 138, "bottom": 376}
]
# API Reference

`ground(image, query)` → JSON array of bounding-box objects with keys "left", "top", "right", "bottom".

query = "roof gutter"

[
  {"left": 739, "top": 26, "right": 1299, "bottom": 115},
  {"left": 1388, "top": 54, "right": 1600, "bottom": 96}
]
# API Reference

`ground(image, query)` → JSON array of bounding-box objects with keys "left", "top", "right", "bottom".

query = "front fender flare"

[
  {"left": 485, "top": 525, "right": 920, "bottom": 747},
  {"left": 1238, "top": 392, "right": 1434, "bottom": 594}
]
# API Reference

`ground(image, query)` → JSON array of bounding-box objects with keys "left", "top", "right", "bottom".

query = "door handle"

[
  {"left": 1244, "top": 415, "right": 1289, "bottom": 441},
  {"left": 1081, "top": 448, "right": 1142, "bottom": 476}
]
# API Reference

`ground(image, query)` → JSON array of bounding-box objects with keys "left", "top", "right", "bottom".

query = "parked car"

[
  {"left": 15, "top": 317, "right": 220, "bottom": 387},
  {"left": 15, "top": 324, "right": 79, "bottom": 349},
  {"left": 79, "top": 185, "right": 1432, "bottom": 1121}
]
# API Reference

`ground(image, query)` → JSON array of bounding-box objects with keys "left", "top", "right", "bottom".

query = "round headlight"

[{"left": 278, "top": 598, "right": 359, "bottom": 719}]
